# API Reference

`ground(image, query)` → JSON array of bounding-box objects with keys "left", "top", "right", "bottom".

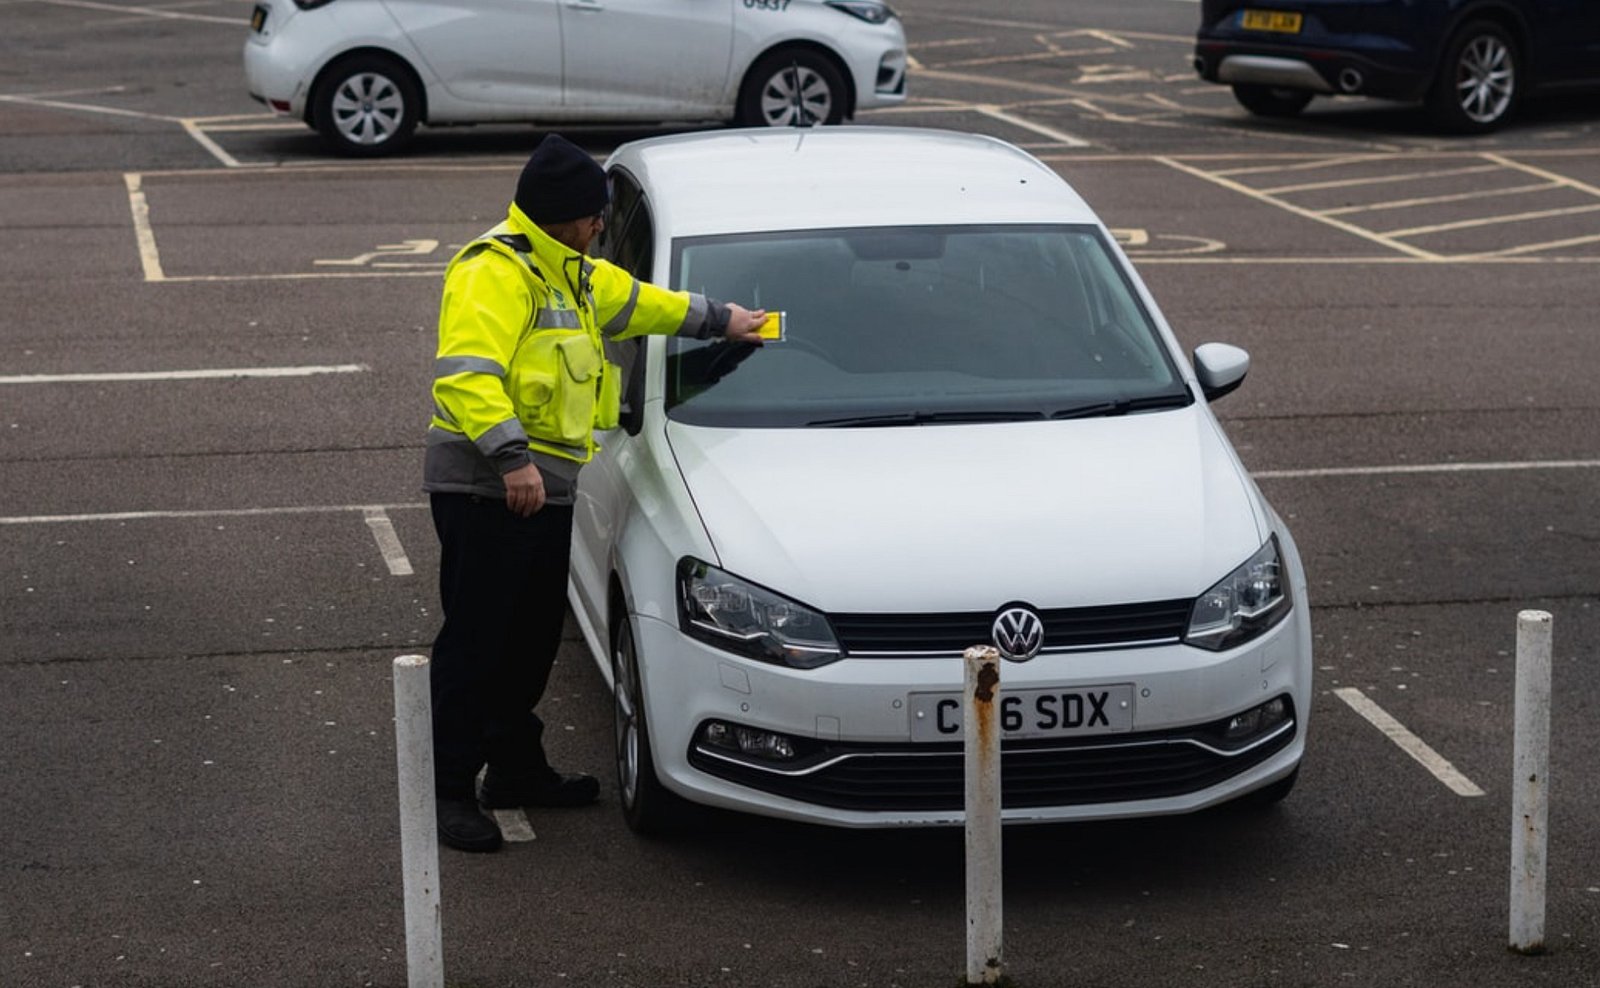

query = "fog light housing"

[
  {"left": 700, "top": 720, "right": 799, "bottom": 761},
  {"left": 1223, "top": 708, "right": 1262, "bottom": 741},
  {"left": 1220, "top": 696, "right": 1293, "bottom": 743}
]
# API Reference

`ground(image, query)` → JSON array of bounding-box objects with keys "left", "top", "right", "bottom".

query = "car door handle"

[{"left": 565, "top": 0, "right": 603, "bottom": 10}]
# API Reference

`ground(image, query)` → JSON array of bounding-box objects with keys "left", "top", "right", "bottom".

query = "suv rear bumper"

[{"left": 1194, "top": 40, "right": 1430, "bottom": 100}]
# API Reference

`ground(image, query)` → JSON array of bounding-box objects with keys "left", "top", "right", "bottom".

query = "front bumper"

[
  {"left": 834, "top": 18, "right": 908, "bottom": 112},
  {"left": 634, "top": 602, "right": 1310, "bottom": 827}
]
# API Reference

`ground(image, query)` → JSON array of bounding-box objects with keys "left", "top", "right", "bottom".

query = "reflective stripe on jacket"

[{"left": 424, "top": 202, "right": 725, "bottom": 498}]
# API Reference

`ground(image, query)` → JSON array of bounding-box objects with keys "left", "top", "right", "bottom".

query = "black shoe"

[
  {"left": 436, "top": 798, "right": 503, "bottom": 852},
  {"left": 479, "top": 770, "right": 601, "bottom": 809}
]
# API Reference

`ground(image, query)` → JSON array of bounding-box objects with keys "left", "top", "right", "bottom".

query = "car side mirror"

[{"left": 1193, "top": 342, "right": 1250, "bottom": 402}]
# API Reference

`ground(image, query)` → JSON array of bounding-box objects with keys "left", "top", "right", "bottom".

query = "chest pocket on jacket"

[{"left": 511, "top": 329, "right": 601, "bottom": 447}]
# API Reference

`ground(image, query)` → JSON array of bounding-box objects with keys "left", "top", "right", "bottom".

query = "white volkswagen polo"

[
  {"left": 243, "top": 0, "right": 906, "bottom": 155},
  {"left": 571, "top": 127, "right": 1312, "bottom": 833}
]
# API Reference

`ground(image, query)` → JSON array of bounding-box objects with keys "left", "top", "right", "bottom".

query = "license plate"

[
  {"left": 1240, "top": 9, "right": 1302, "bottom": 33},
  {"left": 908, "top": 685, "right": 1134, "bottom": 742},
  {"left": 250, "top": 4, "right": 268, "bottom": 32}
]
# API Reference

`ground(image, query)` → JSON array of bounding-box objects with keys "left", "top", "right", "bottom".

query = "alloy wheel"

[
  {"left": 613, "top": 620, "right": 641, "bottom": 807},
  {"left": 1455, "top": 35, "right": 1514, "bottom": 125}
]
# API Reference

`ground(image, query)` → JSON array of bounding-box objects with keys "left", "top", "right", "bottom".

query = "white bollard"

[
  {"left": 963, "top": 645, "right": 1004, "bottom": 986},
  {"left": 393, "top": 655, "right": 445, "bottom": 988},
  {"left": 1509, "top": 610, "right": 1553, "bottom": 955}
]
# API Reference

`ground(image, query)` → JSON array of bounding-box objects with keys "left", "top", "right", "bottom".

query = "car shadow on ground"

[{"left": 635, "top": 792, "right": 1317, "bottom": 903}]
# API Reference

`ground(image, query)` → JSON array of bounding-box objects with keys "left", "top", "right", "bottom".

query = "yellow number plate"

[
  {"left": 250, "top": 4, "right": 268, "bottom": 32},
  {"left": 1241, "top": 9, "right": 1303, "bottom": 33}
]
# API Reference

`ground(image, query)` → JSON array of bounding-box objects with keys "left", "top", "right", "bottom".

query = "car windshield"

[{"left": 665, "top": 224, "right": 1190, "bottom": 427}]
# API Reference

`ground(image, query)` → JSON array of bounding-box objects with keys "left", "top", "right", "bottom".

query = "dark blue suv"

[{"left": 1193, "top": 1, "right": 1600, "bottom": 132}]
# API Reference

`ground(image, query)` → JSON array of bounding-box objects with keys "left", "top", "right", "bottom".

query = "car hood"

[{"left": 665, "top": 407, "right": 1266, "bottom": 613}]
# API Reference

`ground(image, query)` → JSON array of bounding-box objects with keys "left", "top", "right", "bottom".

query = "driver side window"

[
  {"left": 597, "top": 169, "right": 653, "bottom": 279},
  {"left": 596, "top": 169, "right": 655, "bottom": 427}
]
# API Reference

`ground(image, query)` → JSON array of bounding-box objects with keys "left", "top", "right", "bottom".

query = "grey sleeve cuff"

[
  {"left": 475, "top": 417, "right": 533, "bottom": 474},
  {"left": 696, "top": 295, "right": 732, "bottom": 339},
  {"left": 492, "top": 447, "right": 534, "bottom": 476}
]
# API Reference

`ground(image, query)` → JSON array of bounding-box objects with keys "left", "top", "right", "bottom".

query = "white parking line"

[
  {"left": 3, "top": 459, "right": 1593, "bottom": 528},
  {"left": 1153, "top": 156, "right": 1442, "bottom": 260},
  {"left": 180, "top": 119, "right": 244, "bottom": 169},
  {"left": 1484, "top": 152, "right": 1600, "bottom": 199},
  {"left": 1334, "top": 688, "right": 1486, "bottom": 797},
  {"left": 363, "top": 508, "right": 415, "bottom": 577},
  {"left": 0, "top": 503, "right": 425, "bottom": 526},
  {"left": 974, "top": 105, "right": 1091, "bottom": 147},
  {"left": 24, "top": 0, "right": 241, "bottom": 25},
  {"left": 1378, "top": 202, "right": 1600, "bottom": 239},
  {"left": 1258, "top": 163, "right": 1504, "bottom": 196},
  {"left": 0, "top": 365, "right": 368, "bottom": 385},
  {"left": 492, "top": 809, "right": 537, "bottom": 842},
  {"left": 1466, "top": 231, "right": 1600, "bottom": 259},
  {"left": 1318, "top": 181, "right": 1560, "bottom": 217},
  {"left": 123, "top": 173, "right": 165, "bottom": 282},
  {"left": 1209, "top": 154, "right": 1387, "bottom": 178},
  {"left": 0, "top": 92, "right": 174, "bottom": 122},
  {"left": 1253, "top": 459, "right": 1600, "bottom": 480}
]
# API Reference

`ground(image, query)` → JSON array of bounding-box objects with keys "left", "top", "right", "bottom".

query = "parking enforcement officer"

[{"left": 424, "top": 134, "right": 767, "bottom": 852}]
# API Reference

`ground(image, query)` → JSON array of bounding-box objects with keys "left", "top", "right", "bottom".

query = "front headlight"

[
  {"left": 677, "top": 558, "right": 842, "bottom": 669},
  {"left": 826, "top": 1, "right": 897, "bottom": 25},
  {"left": 1185, "top": 536, "right": 1291, "bottom": 651}
]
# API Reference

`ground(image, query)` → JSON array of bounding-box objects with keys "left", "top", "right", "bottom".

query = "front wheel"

[
  {"left": 1231, "top": 84, "right": 1314, "bottom": 118},
  {"left": 612, "top": 611, "right": 687, "bottom": 835},
  {"left": 737, "top": 50, "right": 849, "bottom": 127},
  {"left": 311, "top": 54, "right": 420, "bottom": 156},
  {"left": 1427, "top": 21, "right": 1519, "bottom": 133}
]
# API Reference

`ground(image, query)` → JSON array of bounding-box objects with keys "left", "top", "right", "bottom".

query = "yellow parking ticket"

[{"left": 757, "top": 310, "right": 786, "bottom": 341}]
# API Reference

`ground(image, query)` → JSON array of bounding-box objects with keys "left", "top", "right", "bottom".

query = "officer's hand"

[
  {"left": 503, "top": 463, "right": 546, "bottom": 517},
  {"left": 723, "top": 303, "right": 768, "bottom": 345}
]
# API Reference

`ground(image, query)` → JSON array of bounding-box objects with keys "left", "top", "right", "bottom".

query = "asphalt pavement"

[{"left": 2, "top": 1, "right": 1598, "bottom": 986}]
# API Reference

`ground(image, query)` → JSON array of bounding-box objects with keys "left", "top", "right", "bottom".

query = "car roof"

[{"left": 605, "top": 126, "right": 1101, "bottom": 238}]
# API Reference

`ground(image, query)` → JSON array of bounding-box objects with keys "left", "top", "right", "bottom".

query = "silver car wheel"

[
  {"left": 1455, "top": 35, "right": 1514, "bottom": 124},
  {"left": 758, "top": 65, "right": 833, "bottom": 127},
  {"left": 330, "top": 71, "right": 406, "bottom": 146},
  {"left": 613, "top": 619, "right": 641, "bottom": 807}
]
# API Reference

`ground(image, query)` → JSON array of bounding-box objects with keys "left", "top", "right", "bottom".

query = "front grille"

[
  {"left": 829, "top": 599, "right": 1193, "bottom": 656},
  {"left": 688, "top": 715, "right": 1294, "bottom": 813}
]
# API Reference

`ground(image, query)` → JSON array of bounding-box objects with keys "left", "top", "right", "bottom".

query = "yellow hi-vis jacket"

[{"left": 424, "top": 202, "right": 728, "bottom": 499}]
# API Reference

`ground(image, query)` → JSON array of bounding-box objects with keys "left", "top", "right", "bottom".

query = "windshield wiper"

[
  {"left": 807, "top": 409, "right": 1048, "bottom": 428},
  {"left": 1049, "top": 392, "right": 1193, "bottom": 420}
]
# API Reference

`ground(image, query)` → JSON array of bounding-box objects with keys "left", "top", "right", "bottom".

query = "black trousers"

[{"left": 428, "top": 492, "right": 574, "bottom": 801}]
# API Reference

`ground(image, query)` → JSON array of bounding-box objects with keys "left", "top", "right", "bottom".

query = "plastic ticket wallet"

[{"left": 757, "top": 310, "right": 786, "bottom": 341}]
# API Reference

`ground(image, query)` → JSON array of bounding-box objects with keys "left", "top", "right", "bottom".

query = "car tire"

[
  {"left": 612, "top": 608, "right": 688, "bottom": 835},
  {"left": 311, "top": 54, "right": 420, "bottom": 156},
  {"left": 1231, "top": 84, "right": 1314, "bottom": 118},
  {"left": 737, "top": 49, "right": 849, "bottom": 127},
  {"left": 1427, "top": 20, "right": 1519, "bottom": 134}
]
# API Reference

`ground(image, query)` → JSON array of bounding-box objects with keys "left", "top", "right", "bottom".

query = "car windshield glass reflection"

[{"left": 666, "top": 224, "right": 1190, "bottom": 427}]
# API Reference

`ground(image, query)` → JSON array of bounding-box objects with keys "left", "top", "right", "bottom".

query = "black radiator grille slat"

[
  {"left": 687, "top": 723, "right": 1294, "bottom": 813},
  {"left": 830, "top": 599, "right": 1193, "bottom": 655}
]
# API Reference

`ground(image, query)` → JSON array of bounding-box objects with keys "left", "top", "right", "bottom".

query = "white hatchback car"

[
  {"left": 242, "top": 0, "right": 906, "bottom": 155},
  {"left": 572, "top": 127, "right": 1313, "bottom": 833}
]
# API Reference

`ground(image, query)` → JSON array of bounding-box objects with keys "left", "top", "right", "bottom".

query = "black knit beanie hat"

[{"left": 515, "top": 134, "right": 609, "bottom": 224}]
